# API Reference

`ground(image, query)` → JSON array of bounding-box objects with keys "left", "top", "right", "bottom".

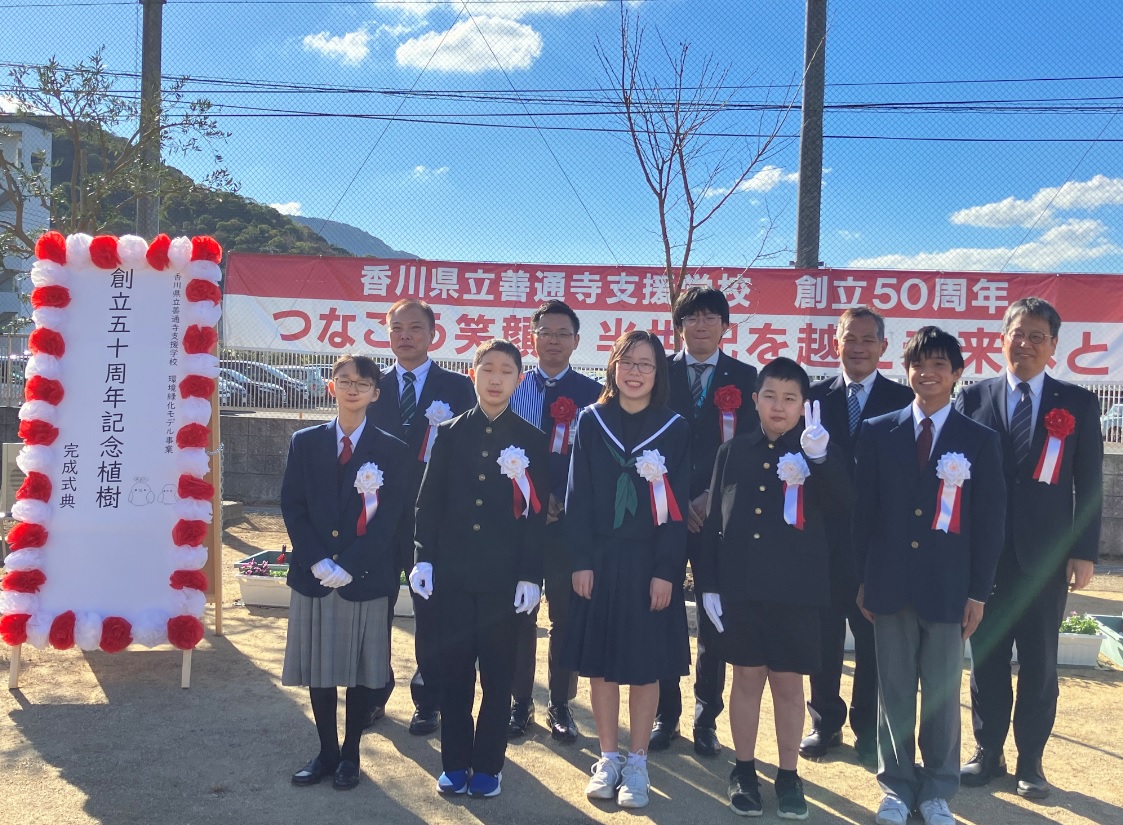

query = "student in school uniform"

[
  {"left": 508, "top": 300, "right": 603, "bottom": 742},
  {"left": 365, "top": 298, "right": 475, "bottom": 734},
  {"left": 852, "top": 327, "right": 1006, "bottom": 825},
  {"left": 281, "top": 354, "right": 413, "bottom": 791},
  {"left": 561, "top": 330, "right": 691, "bottom": 810},
  {"left": 698, "top": 357, "right": 853, "bottom": 820},
  {"left": 409, "top": 339, "right": 549, "bottom": 799}
]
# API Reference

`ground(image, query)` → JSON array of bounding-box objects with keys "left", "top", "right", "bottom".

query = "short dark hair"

[
  {"left": 473, "top": 338, "right": 522, "bottom": 372},
  {"left": 756, "top": 356, "right": 810, "bottom": 400},
  {"left": 672, "top": 286, "right": 730, "bottom": 329},
  {"left": 531, "top": 300, "right": 580, "bottom": 334},
  {"left": 1001, "top": 297, "right": 1061, "bottom": 339},
  {"left": 599, "top": 330, "right": 670, "bottom": 409},
  {"left": 332, "top": 354, "right": 380, "bottom": 385},
  {"left": 386, "top": 298, "right": 436, "bottom": 331},
  {"left": 901, "top": 326, "right": 964, "bottom": 373},
  {"left": 837, "top": 306, "right": 887, "bottom": 341}
]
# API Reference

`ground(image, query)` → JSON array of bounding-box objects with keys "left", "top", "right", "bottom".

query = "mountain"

[{"left": 291, "top": 215, "right": 417, "bottom": 259}]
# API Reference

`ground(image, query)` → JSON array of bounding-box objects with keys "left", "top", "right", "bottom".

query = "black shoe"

[
  {"left": 362, "top": 704, "right": 385, "bottom": 731},
  {"left": 693, "top": 725, "right": 722, "bottom": 756},
  {"left": 332, "top": 759, "right": 360, "bottom": 791},
  {"left": 728, "top": 769, "right": 763, "bottom": 817},
  {"left": 507, "top": 699, "right": 535, "bottom": 739},
  {"left": 648, "top": 717, "right": 679, "bottom": 751},
  {"left": 960, "top": 746, "right": 1007, "bottom": 787},
  {"left": 547, "top": 701, "right": 578, "bottom": 743},
  {"left": 409, "top": 708, "right": 440, "bottom": 736},
  {"left": 775, "top": 775, "right": 809, "bottom": 820},
  {"left": 291, "top": 755, "right": 336, "bottom": 786},
  {"left": 798, "top": 729, "right": 842, "bottom": 759},
  {"left": 1015, "top": 756, "right": 1050, "bottom": 799},
  {"left": 854, "top": 736, "right": 878, "bottom": 769}
]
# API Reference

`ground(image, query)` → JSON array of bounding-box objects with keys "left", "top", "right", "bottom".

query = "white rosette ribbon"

[
  {"left": 418, "top": 400, "right": 453, "bottom": 462},
  {"left": 777, "top": 452, "right": 811, "bottom": 529},
  {"left": 353, "top": 462, "right": 384, "bottom": 536},
  {"left": 932, "top": 452, "right": 970, "bottom": 534},
  {"left": 498, "top": 446, "right": 539, "bottom": 518},
  {"left": 636, "top": 449, "right": 682, "bottom": 526}
]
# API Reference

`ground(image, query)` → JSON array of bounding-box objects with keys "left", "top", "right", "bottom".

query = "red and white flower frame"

[{"left": 0, "top": 232, "right": 222, "bottom": 653}]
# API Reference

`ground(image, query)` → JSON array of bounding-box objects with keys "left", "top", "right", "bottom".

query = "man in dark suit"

[
  {"left": 651, "top": 286, "right": 759, "bottom": 757},
  {"left": 853, "top": 327, "right": 1006, "bottom": 825},
  {"left": 508, "top": 301, "right": 602, "bottom": 742},
  {"left": 955, "top": 297, "right": 1103, "bottom": 800},
  {"left": 365, "top": 298, "right": 476, "bottom": 734},
  {"left": 803, "top": 307, "right": 914, "bottom": 767}
]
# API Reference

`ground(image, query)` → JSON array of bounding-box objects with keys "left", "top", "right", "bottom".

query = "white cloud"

[
  {"left": 412, "top": 165, "right": 449, "bottom": 180},
  {"left": 386, "top": 1, "right": 606, "bottom": 20},
  {"left": 703, "top": 165, "right": 800, "bottom": 199},
  {"left": 302, "top": 27, "right": 371, "bottom": 66},
  {"left": 270, "top": 202, "right": 303, "bottom": 216},
  {"left": 396, "top": 16, "right": 543, "bottom": 73},
  {"left": 848, "top": 219, "right": 1120, "bottom": 272},
  {"left": 837, "top": 230, "right": 861, "bottom": 241},
  {"left": 950, "top": 174, "right": 1123, "bottom": 228}
]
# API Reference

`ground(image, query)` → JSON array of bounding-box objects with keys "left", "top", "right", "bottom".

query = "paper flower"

[
  {"left": 354, "top": 462, "right": 384, "bottom": 495},
  {"left": 498, "top": 446, "right": 530, "bottom": 479},
  {"left": 935, "top": 452, "right": 971, "bottom": 487},
  {"left": 777, "top": 452, "right": 810, "bottom": 486},
  {"left": 1044, "top": 408, "right": 1075, "bottom": 439},
  {"left": 635, "top": 449, "right": 669, "bottom": 484},
  {"left": 549, "top": 396, "right": 578, "bottom": 423},
  {"left": 424, "top": 400, "right": 454, "bottom": 426},
  {"left": 714, "top": 385, "right": 742, "bottom": 412}
]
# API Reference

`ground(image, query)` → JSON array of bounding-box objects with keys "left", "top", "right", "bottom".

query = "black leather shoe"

[
  {"left": 332, "top": 759, "right": 360, "bottom": 791},
  {"left": 409, "top": 708, "right": 440, "bottom": 736},
  {"left": 547, "top": 701, "right": 578, "bottom": 743},
  {"left": 799, "top": 728, "right": 843, "bottom": 759},
  {"left": 1016, "top": 756, "right": 1050, "bottom": 799},
  {"left": 693, "top": 725, "right": 722, "bottom": 756},
  {"left": 507, "top": 699, "right": 535, "bottom": 739},
  {"left": 854, "top": 736, "right": 878, "bottom": 769},
  {"left": 291, "top": 755, "right": 335, "bottom": 786},
  {"left": 362, "top": 704, "right": 385, "bottom": 731},
  {"left": 648, "top": 717, "right": 680, "bottom": 751},
  {"left": 960, "top": 746, "right": 1007, "bottom": 787}
]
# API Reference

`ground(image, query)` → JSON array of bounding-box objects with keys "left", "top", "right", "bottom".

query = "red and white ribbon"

[
  {"left": 932, "top": 452, "right": 970, "bottom": 534},
  {"left": 1033, "top": 436, "right": 1064, "bottom": 484},
  {"left": 418, "top": 401, "right": 453, "bottom": 463},
  {"left": 648, "top": 472, "right": 683, "bottom": 525},
  {"left": 418, "top": 425, "right": 438, "bottom": 462},
  {"left": 719, "top": 410, "right": 736, "bottom": 444},
  {"left": 353, "top": 462, "right": 384, "bottom": 536},
  {"left": 782, "top": 482, "right": 805, "bottom": 530},
  {"left": 356, "top": 490, "right": 379, "bottom": 536},
  {"left": 550, "top": 420, "right": 571, "bottom": 454},
  {"left": 511, "top": 473, "right": 541, "bottom": 518},
  {"left": 776, "top": 452, "right": 810, "bottom": 529}
]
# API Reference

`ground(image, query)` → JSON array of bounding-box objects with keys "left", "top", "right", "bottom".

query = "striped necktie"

[
  {"left": 691, "top": 363, "right": 709, "bottom": 409},
  {"left": 847, "top": 382, "right": 862, "bottom": 436},
  {"left": 1010, "top": 382, "right": 1033, "bottom": 463},
  {"left": 401, "top": 371, "right": 417, "bottom": 426}
]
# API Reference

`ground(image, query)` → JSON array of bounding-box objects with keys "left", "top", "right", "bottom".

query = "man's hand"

[
  {"left": 702, "top": 592, "right": 725, "bottom": 633},
  {"left": 1067, "top": 558, "right": 1094, "bottom": 591},
  {"left": 650, "top": 577, "right": 672, "bottom": 611},
  {"left": 856, "top": 583, "right": 874, "bottom": 624},
  {"left": 572, "top": 569, "right": 594, "bottom": 599},
  {"left": 408, "top": 562, "right": 433, "bottom": 599},
  {"left": 962, "top": 598, "right": 985, "bottom": 641},
  {"left": 546, "top": 493, "right": 564, "bottom": 526},
  {"left": 687, "top": 491, "right": 709, "bottom": 534},
  {"left": 800, "top": 400, "right": 830, "bottom": 460},
  {"left": 514, "top": 581, "right": 542, "bottom": 614}
]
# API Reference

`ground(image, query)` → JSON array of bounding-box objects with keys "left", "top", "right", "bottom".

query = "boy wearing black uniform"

[{"left": 410, "top": 339, "right": 549, "bottom": 798}]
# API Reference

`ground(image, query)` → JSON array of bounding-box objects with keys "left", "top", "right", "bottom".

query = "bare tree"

[{"left": 597, "top": 6, "right": 797, "bottom": 344}]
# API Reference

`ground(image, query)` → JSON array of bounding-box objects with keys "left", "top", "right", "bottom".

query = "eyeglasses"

[
  {"left": 682, "top": 314, "right": 724, "bottom": 328},
  {"left": 1005, "top": 330, "right": 1051, "bottom": 345},
  {"left": 533, "top": 329, "right": 575, "bottom": 342},
  {"left": 616, "top": 359, "right": 656, "bottom": 375},
  {"left": 335, "top": 378, "right": 374, "bottom": 392}
]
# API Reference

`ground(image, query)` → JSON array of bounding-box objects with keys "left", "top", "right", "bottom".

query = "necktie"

[
  {"left": 401, "top": 371, "right": 417, "bottom": 426},
  {"left": 691, "top": 363, "right": 709, "bottom": 409},
  {"left": 339, "top": 434, "right": 353, "bottom": 465},
  {"left": 533, "top": 371, "right": 558, "bottom": 391},
  {"left": 917, "top": 417, "right": 933, "bottom": 471},
  {"left": 847, "top": 382, "right": 863, "bottom": 437},
  {"left": 1011, "top": 381, "right": 1033, "bottom": 463}
]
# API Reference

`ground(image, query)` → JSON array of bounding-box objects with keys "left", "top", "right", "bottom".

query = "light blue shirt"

[
  {"left": 394, "top": 358, "right": 432, "bottom": 402},
  {"left": 334, "top": 417, "right": 367, "bottom": 457},
  {"left": 1005, "top": 369, "right": 1045, "bottom": 440},
  {"left": 842, "top": 370, "right": 878, "bottom": 416}
]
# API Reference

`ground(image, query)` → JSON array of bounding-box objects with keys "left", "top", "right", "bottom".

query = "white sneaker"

[
  {"left": 874, "top": 794, "right": 910, "bottom": 825},
  {"left": 616, "top": 763, "right": 651, "bottom": 808},
  {"left": 585, "top": 754, "right": 625, "bottom": 799},
  {"left": 918, "top": 798, "right": 956, "bottom": 825}
]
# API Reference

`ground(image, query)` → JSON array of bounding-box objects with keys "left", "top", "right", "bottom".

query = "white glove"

[
  {"left": 311, "top": 558, "right": 336, "bottom": 582},
  {"left": 513, "top": 581, "right": 542, "bottom": 614},
  {"left": 325, "top": 566, "right": 353, "bottom": 588},
  {"left": 312, "top": 558, "right": 351, "bottom": 588},
  {"left": 800, "top": 400, "right": 830, "bottom": 460},
  {"left": 409, "top": 562, "right": 434, "bottom": 600},
  {"left": 702, "top": 592, "right": 725, "bottom": 633}
]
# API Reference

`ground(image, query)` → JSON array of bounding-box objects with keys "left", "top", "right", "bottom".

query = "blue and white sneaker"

[
  {"left": 437, "top": 769, "right": 470, "bottom": 795},
  {"left": 468, "top": 771, "right": 502, "bottom": 798}
]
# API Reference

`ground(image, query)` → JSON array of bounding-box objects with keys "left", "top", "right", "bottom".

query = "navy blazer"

[
  {"left": 666, "top": 350, "right": 760, "bottom": 498},
  {"left": 852, "top": 406, "right": 1007, "bottom": 623},
  {"left": 955, "top": 374, "right": 1103, "bottom": 571},
  {"left": 281, "top": 420, "right": 413, "bottom": 602}
]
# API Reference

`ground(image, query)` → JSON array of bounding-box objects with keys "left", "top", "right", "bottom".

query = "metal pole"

[
  {"left": 136, "top": 0, "right": 165, "bottom": 239},
  {"left": 794, "top": 0, "right": 827, "bottom": 269}
]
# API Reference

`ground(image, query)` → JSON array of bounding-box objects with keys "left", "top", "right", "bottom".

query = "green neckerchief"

[{"left": 601, "top": 435, "right": 638, "bottom": 529}]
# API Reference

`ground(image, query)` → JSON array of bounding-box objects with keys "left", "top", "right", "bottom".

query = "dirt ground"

[{"left": 2, "top": 508, "right": 1121, "bottom": 825}]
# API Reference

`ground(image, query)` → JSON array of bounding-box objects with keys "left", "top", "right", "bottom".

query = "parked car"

[
  {"left": 277, "top": 365, "right": 330, "bottom": 403},
  {"left": 218, "top": 376, "right": 249, "bottom": 407},
  {"left": 220, "top": 359, "right": 311, "bottom": 407},
  {"left": 1102, "top": 403, "right": 1123, "bottom": 441},
  {"left": 219, "top": 368, "right": 285, "bottom": 407}
]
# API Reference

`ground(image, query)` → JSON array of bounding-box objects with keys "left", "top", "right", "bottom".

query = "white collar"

[
  {"left": 335, "top": 416, "right": 367, "bottom": 450},
  {"left": 843, "top": 370, "right": 878, "bottom": 394},
  {"left": 396, "top": 359, "right": 432, "bottom": 380},
  {"left": 910, "top": 401, "right": 952, "bottom": 431},
  {"left": 1005, "top": 369, "right": 1045, "bottom": 397},
  {"left": 538, "top": 365, "right": 570, "bottom": 382},
  {"left": 684, "top": 349, "right": 720, "bottom": 367}
]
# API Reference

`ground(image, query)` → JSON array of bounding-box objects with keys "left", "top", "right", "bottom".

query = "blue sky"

[{"left": 3, "top": 0, "right": 1123, "bottom": 273}]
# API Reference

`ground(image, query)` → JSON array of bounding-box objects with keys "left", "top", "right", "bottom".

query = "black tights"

[{"left": 309, "top": 685, "right": 375, "bottom": 766}]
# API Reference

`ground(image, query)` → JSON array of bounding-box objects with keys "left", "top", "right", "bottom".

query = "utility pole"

[
  {"left": 136, "top": 0, "right": 165, "bottom": 239},
  {"left": 794, "top": 0, "right": 827, "bottom": 269}
]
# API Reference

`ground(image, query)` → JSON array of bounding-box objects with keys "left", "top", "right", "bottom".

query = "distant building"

[{"left": 0, "top": 105, "right": 52, "bottom": 327}]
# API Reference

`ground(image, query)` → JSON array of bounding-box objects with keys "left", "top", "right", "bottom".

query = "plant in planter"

[
  {"left": 1060, "top": 612, "right": 1100, "bottom": 635},
  {"left": 1057, "top": 612, "right": 1103, "bottom": 667},
  {"left": 234, "top": 546, "right": 291, "bottom": 608}
]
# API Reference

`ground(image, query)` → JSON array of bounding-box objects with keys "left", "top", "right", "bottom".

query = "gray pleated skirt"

[{"left": 281, "top": 590, "right": 390, "bottom": 689}]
